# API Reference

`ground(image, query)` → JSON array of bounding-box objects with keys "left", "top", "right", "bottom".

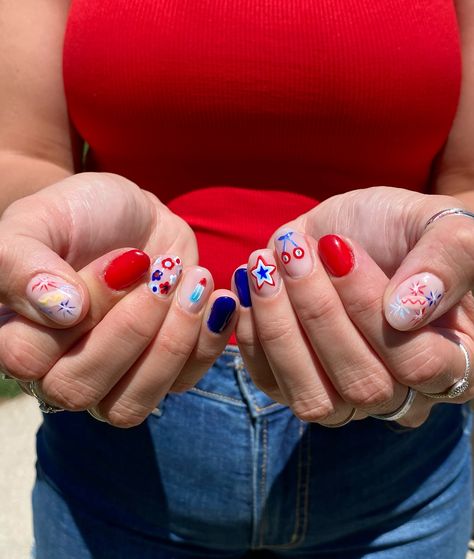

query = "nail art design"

[
  {"left": 386, "top": 272, "right": 444, "bottom": 330},
  {"left": 207, "top": 297, "right": 236, "bottom": 333},
  {"left": 177, "top": 268, "right": 212, "bottom": 313},
  {"left": 275, "top": 230, "right": 313, "bottom": 277},
  {"left": 148, "top": 256, "right": 183, "bottom": 297},
  {"left": 250, "top": 256, "right": 277, "bottom": 289},
  {"left": 26, "top": 275, "right": 83, "bottom": 324},
  {"left": 104, "top": 250, "right": 150, "bottom": 290},
  {"left": 234, "top": 268, "right": 252, "bottom": 308}
]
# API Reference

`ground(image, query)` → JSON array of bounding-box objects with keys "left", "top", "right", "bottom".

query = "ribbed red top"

[{"left": 63, "top": 1, "right": 461, "bottom": 288}]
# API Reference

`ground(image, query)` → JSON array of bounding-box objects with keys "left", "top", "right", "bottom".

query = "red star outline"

[{"left": 250, "top": 256, "right": 277, "bottom": 290}]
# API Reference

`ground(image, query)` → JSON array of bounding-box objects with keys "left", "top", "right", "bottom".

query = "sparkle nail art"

[
  {"left": 148, "top": 255, "right": 183, "bottom": 297},
  {"left": 26, "top": 275, "right": 83, "bottom": 324},
  {"left": 177, "top": 267, "right": 212, "bottom": 313},
  {"left": 275, "top": 229, "right": 313, "bottom": 278},
  {"left": 249, "top": 251, "right": 280, "bottom": 297},
  {"left": 385, "top": 272, "right": 444, "bottom": 330}
]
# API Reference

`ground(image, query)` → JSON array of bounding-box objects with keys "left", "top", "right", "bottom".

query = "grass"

[{"left": 0, "top": 379, "right": 21, "bottom": 399}]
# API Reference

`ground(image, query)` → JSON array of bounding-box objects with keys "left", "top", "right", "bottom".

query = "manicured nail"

[
  {"left": 148, "top": 255, "right": 183, "bottom": 297},
  {"left": 274, "top": 229, "right": 313, "bottom": 278},
  {"left": 104, "top": 250, "right": 150, "bottom": 290},
  {"left": 26, "top": 275, "right": 83, "bottom": 324},
  {"left": 318, "top": 235, "right": 354, "bottom": 277},
  {"left": 177, "top": 267, "right": 212, "bottom": 313},
  {"left": 234, "top": 268, "right": 252, "bottom": 308},
  {"left": 249, "top": 250, "right": 280, "bottom": 297},
  {"left": 207, "top": 297, "right": 236, "bottom": 333},
  {"left": 385, "top": 272, "right": 444, "bottom": 330}
]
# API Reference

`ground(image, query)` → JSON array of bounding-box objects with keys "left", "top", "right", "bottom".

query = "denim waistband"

[{"left": 187, "top": 345, "right": 285, "bottom": 418}]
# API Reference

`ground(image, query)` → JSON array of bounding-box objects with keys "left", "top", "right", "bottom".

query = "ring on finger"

[
  {"left": 87, "top": 407, "right": 107, "bottom": 422},
  {"left": 421, "top": 340, "right": 470, "bottom": 400},
  {"left": 321, "top": 408, "right": 356, "bottom": 428},
  {"left": 28, "top": 380, "right": 65, "bottom": 414},
  {"left": 369, "top": 387, "right": 416, "bottom": 422}
]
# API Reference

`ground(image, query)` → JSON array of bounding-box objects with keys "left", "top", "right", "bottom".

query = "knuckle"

[
  {"left": 105, "top": 402, "right": 150, "bottom": 429},
  {"left": 395, "top": 346, "right": 445, "bottom": 388},
  {"left": 339, "top": 371, "right": 394, "bottom": 410},
  {"left": 45, "top": 376, "right": 102, "bottom": 411},
  {"left": 158, "top": 331, "right": 195, "bottom": 361},
  {"left": 117, "top": 310, "right": 154, "bottom": 346},
  {"left": 291, "top": 394, "right": 336, "bottom": 423},
  {"left": 0, "top": 336, "right": 49, "bottom": 381},
  {"left": 169, "top": 380, "right": 195, "bottom": 393},
  {"left": 296, "top": 294, "right": 336, "bottom": 326},
  {"left": 256, "top": 316, "right": 295, "bottom": 346},
  {"left": 343, "top": 285, "right": 381, "bottom": 321}
]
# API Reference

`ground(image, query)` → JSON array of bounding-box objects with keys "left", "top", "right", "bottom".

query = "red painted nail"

[
  {"left": 318, "top": 235, "right": 354, "bottom": 277},
  {"left": 104, "top": 250, "right": 150, "bottom": 290}
]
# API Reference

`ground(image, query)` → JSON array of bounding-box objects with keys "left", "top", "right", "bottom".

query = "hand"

[
  {"left": 0, "top": 173, "right": 239, "bottom": 426},
  {"left": 234, "top": 187, "right": 474, "bottom": 427}
]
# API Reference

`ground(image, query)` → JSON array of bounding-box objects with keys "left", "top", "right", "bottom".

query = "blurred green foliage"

[{"left": 0, "top": 379, "right": 21, "bottom": 399}]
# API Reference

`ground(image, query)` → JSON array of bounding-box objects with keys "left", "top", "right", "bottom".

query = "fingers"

[
  {"left": 383, "top": 207, "right": 474, "bottom": 331},
  {"left": 0, "top": 248, "right": 151, "bottom": 381},
  {"left": 91, "top": 284, "right": 238, "bottom": 427},
  {"left": 314, "top": 234, "right": 471, "bottom": 402},
  {"left": 244, "top": 249, "right": 351, "bottom": 425}
]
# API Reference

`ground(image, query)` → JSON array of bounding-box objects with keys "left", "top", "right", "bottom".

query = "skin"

[{"left": 0, "top": 0, "right": 473, "bottom": 429}]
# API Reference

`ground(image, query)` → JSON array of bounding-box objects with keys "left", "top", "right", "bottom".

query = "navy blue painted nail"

[
  {"left": 207, "top": 297, "right": 237, "bottom": 333},
  {"left": 234, "top": 268, "right": 252, "bottom": 308}
]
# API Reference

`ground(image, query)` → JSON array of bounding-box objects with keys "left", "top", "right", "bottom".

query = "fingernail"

[
  {"left": 207, "top": 297, "right": 236, "bottom": 333},
  {"left": 177, "top": 267, "right": 212, "bottom": 313},
  {"left": 249, "top": 250, "right": 280, "bottom": 297},
  {"left": 104, "top": 250, "right": 150, "bottom": 290},
  {"left": 234, "top": 268, "right": 252, "bottom": 308},
  {"left": 274, "top": 229, "right": 313, "bottom": 278},
  {"left": 385, "top": 272, "right": 444, "bottom": 330},
  {"left": 148, "top": 255, "right": 183, "bottom": 297},
  {"left": 26, "top": 275, "right": 83, "bottom": 324},
  {"left": 318, "top": 235, "right": 354, "bottom": 277}
]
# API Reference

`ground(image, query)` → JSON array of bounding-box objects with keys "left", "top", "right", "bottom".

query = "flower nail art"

[
  {"left": 386, "top": 272, "right": 444, "bottom": 330},
  {"left": 148, "top": 256, "right": 183, "bottom": 297},
  {"left": 26, "top": 274, "right": 83, "bottom": 324}
]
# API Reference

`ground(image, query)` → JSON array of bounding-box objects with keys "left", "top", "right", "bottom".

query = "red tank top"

[{"left": 63, "top": 1, "right": 461, "bottom": 288}]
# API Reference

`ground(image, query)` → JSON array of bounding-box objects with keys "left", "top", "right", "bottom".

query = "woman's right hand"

[{"left": 0, "top": 172, "right": 239, "bottom": 426}]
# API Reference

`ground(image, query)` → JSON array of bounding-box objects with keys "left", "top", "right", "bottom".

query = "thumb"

[
  {"left": 0, "top": 234, "right": 90, "bottom": 327},
  {"left": 383, "top": 208, "right": 474, "bottom": 331}
]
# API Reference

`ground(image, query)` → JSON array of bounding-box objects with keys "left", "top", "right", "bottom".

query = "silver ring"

[
  {"left": 87, "top": 408, "right": 107, "bottom": 422},
  {"left": 321, "top": 408, "right": 356, "bottom": 428},
  {"left": 370, "top": 387, "right": 416, "bottom": 422},
  {"left": 424, "top": 208, "right": 474, "bottom": 230},
  {"left": 28, "top": 381, "right": 65, "bottom": 414},
  {"left": 422, "top": 340, "right": 471, "bottom": 400}
]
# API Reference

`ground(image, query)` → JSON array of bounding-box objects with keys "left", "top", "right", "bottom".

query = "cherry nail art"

[
  {"left": 318, "top": 235, "right": 354, "bottom": 277},
  {"left": 104, "top": 250, "right": 150, "bottom": 290}
]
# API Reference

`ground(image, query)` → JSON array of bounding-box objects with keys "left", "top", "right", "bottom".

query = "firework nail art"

[
  {"left": 148, "top": 255, "right": 183, "bottom": 297},
  {"left": 26, "top": 274, "right": 83, "bottom": 325},
  {"left": 385, "top": 272, "right": 444, "bottom": 331},
  {"left": 275, "top": 229, "right": 313, "bottom": 278},
  {"left": 249, "top": 250, "right": 280, "bottom": 297},
  {"left": 177, "top": 267, "right": 212, "bottom": 313}
]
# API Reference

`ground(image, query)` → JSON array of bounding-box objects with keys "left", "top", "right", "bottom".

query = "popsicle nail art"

[
  {"left": 148, "top": 256, "right": 183, "bottom": 297},
  {"left": 26, "top": 274, "right": 83, "bottom": 324},
  {"left": 385, "top": 272, "right": 444, "bottom": 330},
  {"left": 177, "top": 267, "right": 212, "bottom": 313}
]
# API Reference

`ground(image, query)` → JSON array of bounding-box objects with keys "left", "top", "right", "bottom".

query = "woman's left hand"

[{"left": 234, "top": 186, "right": 474, "bottom": 427}]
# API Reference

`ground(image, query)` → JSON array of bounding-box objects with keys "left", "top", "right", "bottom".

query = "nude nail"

[
  {"left": 385, "top": 272, "right": 444, "bottom": 330},
  {"left": 26, "top": 274, "right": 83, "bottom": 324},
  {"left": 274, "top": 229, "right": 313, "bottom": 278},
  {"left": 177, "top": 267, "right": 212, "bottom": 313},
  {"left": 148, "top": 255, "right": 183, "bottom": 297},
  {"left": 249, "top": 250, "right": 281, "bottom": 298}
]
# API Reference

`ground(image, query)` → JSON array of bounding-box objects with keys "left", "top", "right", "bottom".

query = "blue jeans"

[{"left": 32, "top": 347, "right": 472, "bottom": 558}]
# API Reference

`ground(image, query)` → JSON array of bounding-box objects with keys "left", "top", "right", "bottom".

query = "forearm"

[{"left": 0, "top": 152, "right": 73, "bottom": 215}]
